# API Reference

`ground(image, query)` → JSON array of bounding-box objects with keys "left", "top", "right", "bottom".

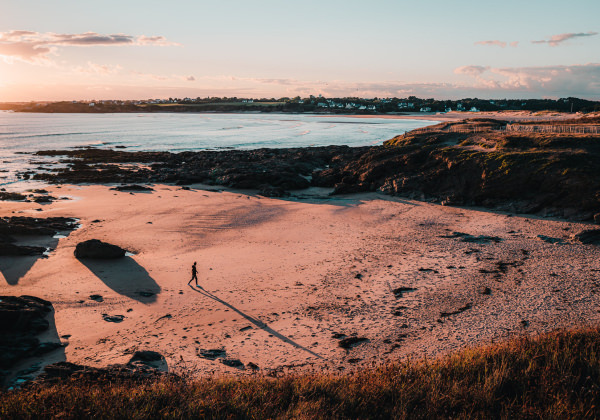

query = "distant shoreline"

[{"left": 0, "top": 108, "right": 588, "bottom": 123}]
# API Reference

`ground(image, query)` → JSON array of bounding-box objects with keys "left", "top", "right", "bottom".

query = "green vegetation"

[
  {"left": 3, "top": 95, "right": 599, "bottom": 114},
  {"left": 3, "top": 327, "right": 600, "bottom": 418}
]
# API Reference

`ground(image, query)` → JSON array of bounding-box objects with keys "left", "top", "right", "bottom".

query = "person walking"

[{"left": 188, "top": 261, "right": 199, "bottom": 286}]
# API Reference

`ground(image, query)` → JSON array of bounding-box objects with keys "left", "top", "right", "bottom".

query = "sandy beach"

[{"left": 2, "top": 183, "right": 599, "bottom": 378}]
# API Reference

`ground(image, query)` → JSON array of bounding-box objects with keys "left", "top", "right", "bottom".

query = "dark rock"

[
  {"left": 0, "top": 192, "right": 27, "bottom": 201},
  {"left": 537, "top": 235, "right": 566, "bottom": 245},
  {"left": 441, "top": 232, "right": 502, "bottom": 244},
  {"left": 74, "top": 239, "right": 126, "bottom": 259},
  {"left": 89, "top": 294, "right": 103, "bottom": 302},
  {"left": 478, "top": 286, "right": 492, "bottom": 295},
  {"left": 0, "top": 296, "right": 58, "bottom": 376},
  {"left": 595, "top": 213, "right": 600, "bottom": 224},
  {"left": 440, "top": 303, "right": 472, "bottom": 317},
  {"left": 220, "top": 358, "right": 245, "bottom": 369},
  {"left": 33, "top": 361, "right": 170, "bottom": 385},
  {"left": 0, "top": 295, "right": 52, "bottom": 333},
  {"left": 110, "top": 184, "right": 154, "bottom": 192},
  {"left": 32, "top": 195, "right": 56, "bottom": 203},
  {"left": 259, "top": 186, "right": 289, "bottom": 197},
  {"left": 0, "top": 216, "right": 78, "bottom": 236},
  {"left": 338, "top": 337, "right": 369, "bottom": 349},
  {"left": 246, "top": 362, "right": 259, "bottom": 370},
  {"left": 102, "top": 314, "right": 124, "bottom": 323},
  {"left": 199, "top": 349, "right": 226, "bottom": 360},
  {"left": 0, "top": 243, "right": 46, "bottom": 256},
  {"left": 155, "top": 314, "right": 172, "bottom": 322},
  {"left": 128, "top": 350, "right": 163, "bottom": 363},
  {"left": 392, "top": 287, "right": 417, "bottom": 298},
  {"left": 573, "top": 230, "right": 600, "bottom": 245},
  {"left": 418, "top": 267, "right": 439, "bottom": 273}
]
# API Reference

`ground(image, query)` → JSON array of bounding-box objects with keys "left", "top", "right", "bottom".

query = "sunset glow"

[{"left": 1, "top": 0, "right": 599, "bottom": 101}]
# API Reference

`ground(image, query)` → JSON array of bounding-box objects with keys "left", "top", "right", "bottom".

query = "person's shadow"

[
  {"left": 79, "top": 257, "right": 161, "bottom": 303},
  {"left": 189, "top": 285, "right": 322, "bottom": 360}
]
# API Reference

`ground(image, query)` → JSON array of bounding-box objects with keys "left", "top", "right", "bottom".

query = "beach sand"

[{"left": 2, "top": 184, "right": 600, "bottom": 377}]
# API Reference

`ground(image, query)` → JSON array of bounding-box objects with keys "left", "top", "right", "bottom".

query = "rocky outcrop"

[
  {"left": 30, "top": 146, "right": 368, "bottom": 193},
  {"left": 0, "top": 216, "right": 78, "bottom": 237},
  {"left": 74, "top": 239, "right": 126, "bottom": 259},
  {"left": 0, "top": 296, "right": 62, "bottom": 382},
  {"left": 23, "top": 122, "right": 600, "bottom": 220},
  {"left": 32, "top": 360, "right": 169, "bottom": 385},
  {"left": 0, "top": 217, "right": 79, "bottom": 257}
]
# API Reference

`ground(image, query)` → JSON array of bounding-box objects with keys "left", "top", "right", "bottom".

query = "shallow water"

[{"left": 0, "top": 112, "right": 437, "bottom": 189}]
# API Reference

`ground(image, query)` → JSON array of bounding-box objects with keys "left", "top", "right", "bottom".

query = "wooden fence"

[{"left": 505, "top": 124, "right": 600, "bottom": 134}]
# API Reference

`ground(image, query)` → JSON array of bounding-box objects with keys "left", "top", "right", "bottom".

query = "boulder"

[
  {"left": 0, "top": 296, "right": 58, "bottom": 374},
  {"left": 74, "top": 239, "right": 126, "bottom": 259},
  {"left": 0, "top": 243, "right": 46, "bottom": 256},
  {"left": 573, "top": 230, "right": 600, "bottom": 245}
]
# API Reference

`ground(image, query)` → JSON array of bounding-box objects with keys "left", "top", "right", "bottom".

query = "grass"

[{"left": 2, "top": 327, "right": 600, "bottom": 419}]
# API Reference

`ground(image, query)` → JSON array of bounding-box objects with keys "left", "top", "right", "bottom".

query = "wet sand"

[{"left": 1, "top": 184, "right": 599, "bottom": 376}]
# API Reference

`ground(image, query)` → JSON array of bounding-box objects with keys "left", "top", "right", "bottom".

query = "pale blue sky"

[{"left": 0, "top": 0, "right": 599, "bottom": 100}]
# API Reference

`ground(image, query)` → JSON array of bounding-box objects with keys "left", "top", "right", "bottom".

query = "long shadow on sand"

[
  {"left": 79, "top": 257, "right": 161, "bottom": 303},
  {"left": 0, "top": 255, "right": 44, "bottom": 286},
  {"left": 190, "top": 285, "right": 322, "bottom": 360},
  {"left": 0, "top": 237, "right": 60, "bottom": 286}
]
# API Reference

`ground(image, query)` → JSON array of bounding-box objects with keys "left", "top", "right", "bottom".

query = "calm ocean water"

[{"left": 0, "top": 112, "right": 437, "bottom": 189}]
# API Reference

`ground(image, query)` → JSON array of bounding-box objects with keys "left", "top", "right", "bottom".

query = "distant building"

[
  {"left": 89, "top": 102, "right": 95, "bottom": 107},
  {"left": 470, "top": 107, "right": 479, "bottom": 112},
  {"left": 420, "top": 107, "right": 432, "bottom": 112}
]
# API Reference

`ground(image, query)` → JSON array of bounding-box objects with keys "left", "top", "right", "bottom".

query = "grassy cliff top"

[{"left": 2, "top": 327, "right": 600, "bottom": 419}]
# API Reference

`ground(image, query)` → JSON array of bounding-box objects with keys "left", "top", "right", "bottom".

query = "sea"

[{"left": 0, "top": 112, "right": 438, "bottom": 190}]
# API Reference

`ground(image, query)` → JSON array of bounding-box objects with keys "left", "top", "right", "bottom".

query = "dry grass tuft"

[{"left": 2, "top": 327, "right": 600, "bottom": 419}]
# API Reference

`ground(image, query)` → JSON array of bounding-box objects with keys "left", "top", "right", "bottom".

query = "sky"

[{"left": 0, "top": 0, "right": 599, "bottom": 101}]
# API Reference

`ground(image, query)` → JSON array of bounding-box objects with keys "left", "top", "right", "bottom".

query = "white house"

[{"left": 420, "top": 107, "right": 432, "bottom": 112}]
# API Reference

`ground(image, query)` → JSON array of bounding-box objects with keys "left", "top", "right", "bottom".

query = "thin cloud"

[
  {"left": 532, "top": 31, "right": 598, "bottom": 46},
  {"left": 73, "top": 61, "right": 122, "bottom": 75},
  {"left": 474, "top": 40, "right": 519, "bottom": 48},
  {"left": 454, "top": 65, "right": 489, "bottom": 77},
  {"left": 475, "top": 40, "right": 507, "bottom": 48},
  {"left": 454, "top": 62, "right": 600, "bottom": 97},
  {"left": 0, "top": 30, "right": 179, "bottom": 64}
]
